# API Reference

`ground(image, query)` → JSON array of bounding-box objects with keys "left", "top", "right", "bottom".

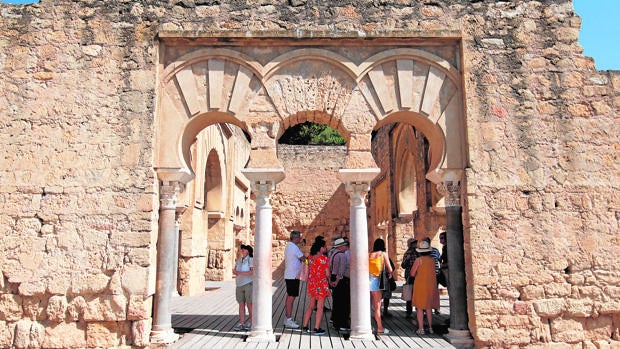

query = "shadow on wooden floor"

[{"left": 169, "top": 263, "right": 454, "bottom": 348}]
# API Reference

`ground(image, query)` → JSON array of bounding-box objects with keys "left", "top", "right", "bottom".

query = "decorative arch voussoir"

[
  {"left": 162, "top": 48, "right": 264, "bottom": 120},
  {"left": 263, "top": 49, "right": 359, "bottom": 129}
]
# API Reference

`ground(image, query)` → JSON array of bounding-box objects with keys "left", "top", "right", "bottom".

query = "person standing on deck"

[
  {"left": 301, "top": 238, "right": 330, "bottom": 336},
  {"left": 410, "top": 240, "right": 440, "bottom": 335},
  {"left": 368, "top": 238, "right": 393, "bottom": 335},
  {"left": 283, "top": 230, "right": 305, "bottom": 328},
  {"left": 329, "top": 238, "right": 350, "bottom": 332},
  {"left": 232, "top": 244, "right": 254, "bottom": 331}
]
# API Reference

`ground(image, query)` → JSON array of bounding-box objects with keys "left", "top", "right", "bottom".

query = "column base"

[
  {"left": 150, "top": 328, "right": 179, "bottom": 344},
  {"left": 247, "top": 330, "right": 276, "bottom": 342},
  {"left": 349, "top": 330, "right": 375, "bottom": 340},
  {"left": 445, "top": 329, "right": 475, "bottom": 349}
]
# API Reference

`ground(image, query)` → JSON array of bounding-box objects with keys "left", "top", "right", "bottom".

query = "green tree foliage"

[{"left": 279, "top": 122, "right": 345, "bottom": 145}]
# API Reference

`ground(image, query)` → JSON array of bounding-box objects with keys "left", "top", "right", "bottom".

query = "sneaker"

[
  {"left": 378, "top": 328, "right": 390, "bottom": 335},
  {"left": 302, "top": 326, "right": 310, "bottom": 333},
  {"left": 313, "top": 328, "right": 326, "bottom": 336},
  {"left": 234, "top": 323, "right": 245, "bottom": 331},
  {"left": 284, "top": 318, "right": 300, "bottom": 328},
  {"left": 244, "top": 323, "right": 252, "bottom": 330}
]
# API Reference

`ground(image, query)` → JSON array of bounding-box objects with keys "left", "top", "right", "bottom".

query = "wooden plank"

[{"left": 170, "top": 275, "right": 456, "bottom": 349}]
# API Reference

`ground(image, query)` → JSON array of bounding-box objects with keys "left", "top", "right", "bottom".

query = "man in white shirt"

[{"left": 283, "top": 230, "right": 305, "bottom": 328}]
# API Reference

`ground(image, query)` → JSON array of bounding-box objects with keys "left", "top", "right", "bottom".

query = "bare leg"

[
  {"left": 285, "top": 295, "right": 295, "bottom": 318},
  {"left": 425, "top": 307, "right": 433, "bottom": 333},
  {"left": 238, "top": 303, "right": 246, "bottom": 324},
  {"left": 416, "top": 307, "right": 424, "bottom": 332},
  {"left": 314, "top": 297, "right": 325, "bottom": 329},
  {"left": 303, "top": 297, "right": 316, "bottom": 328},
  {"left": 371, "top": 291, "right": 384, "bottom": 332},
  {"left": 247, "top": 303, "right": 253, "bottom": 324}
]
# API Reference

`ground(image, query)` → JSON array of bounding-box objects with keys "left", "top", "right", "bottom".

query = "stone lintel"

[{"left": 157, "top": 30, "right": 462, "bottom": 42}]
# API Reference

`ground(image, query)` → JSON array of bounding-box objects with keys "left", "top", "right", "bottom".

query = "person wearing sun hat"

[
  {"left": 329, "top": 237, "right": 350, "bottom": 332},
  {"left": 410, "top": 239, "right": 440, "bottom": 335},
  {"left": 232, "top": 244, "right": 254, "bottom": 331},
  {"left": 400, "top": 237, "right": 418, "bottom": 318}
]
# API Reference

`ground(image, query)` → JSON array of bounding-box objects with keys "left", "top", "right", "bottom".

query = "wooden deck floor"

[{"left": 169, "top": 269, "right": 454, "bottom": 349}]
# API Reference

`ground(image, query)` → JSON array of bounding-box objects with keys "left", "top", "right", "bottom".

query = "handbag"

[
  {"left": 298, "top": 260, "right": 309, "bottom": 282},
  {"left": 378, "top": 270, "right": 386, "bottom": 290},
  {"left": 401, "top": 283, "right": 413, "bottom": 301}
]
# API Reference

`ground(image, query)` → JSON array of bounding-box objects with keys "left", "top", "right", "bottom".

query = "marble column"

[
  {"left": 242, "top": 168, "right": 285, "bottom": 343},
  {"left": 441, "top": 179, "right": 474, "bottom": 348},
  {"left": 151, "top": 181, "right": 182, "bottom": 344},
  {"left": 339, "top": 169, "right": 379, "bottom": 341},
  {"left": 171, "top": 206, "right": 187, "bottom": 298}
]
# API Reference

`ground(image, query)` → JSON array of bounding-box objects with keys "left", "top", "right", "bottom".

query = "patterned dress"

[{"left": 307, "top": 254, "right": 330, "bottom": 299}]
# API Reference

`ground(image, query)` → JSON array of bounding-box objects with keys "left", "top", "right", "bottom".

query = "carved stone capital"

[
  {"left": 160, "top": 181, "right": 183, "bottom": 210},
  {"left": 438, "top": 179, "right": 461, "bottom": 207},
  {"left": 345, "top": 181, "right": 370, "bottom": 206},
  {"left": 251, "top": 180, "right": 276, "bottom": 207}
]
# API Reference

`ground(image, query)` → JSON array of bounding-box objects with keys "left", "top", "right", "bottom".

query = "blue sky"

[
  {"left": 574, "top": 0, "right": 620, "bottom": 70},
  {"left": 1, "top": 0, "right": 618, "bottom": 70}
]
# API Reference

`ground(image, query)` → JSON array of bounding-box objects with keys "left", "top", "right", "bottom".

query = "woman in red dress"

[{"left": 301, "top": 238, "right": 330, "bottom": 336}]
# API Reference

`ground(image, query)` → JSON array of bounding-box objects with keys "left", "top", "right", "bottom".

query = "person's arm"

[
  {"left": 296, "top": 247, "right": 306, "bottom": 262},
  {"left": 330, "top": 253, "right": 344, "bottom": 287}
]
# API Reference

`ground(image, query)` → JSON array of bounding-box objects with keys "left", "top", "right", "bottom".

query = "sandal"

[{"left": 416, "top": 329, "right": 425, "bottom": 335}]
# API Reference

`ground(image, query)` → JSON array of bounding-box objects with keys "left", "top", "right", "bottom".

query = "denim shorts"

[{"left": 369, "top": 274, "right": 380, "bottom": 292}]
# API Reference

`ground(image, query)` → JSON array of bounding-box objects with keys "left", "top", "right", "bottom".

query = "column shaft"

[
  {"left": 347, "top": 183, "right": 375, "bottom": 340},
  {"left": 247, "top": 181, "right": 276, "bottom": 342},
  {"left": 441, "top": 178, "right": 474, "bottom": 348},
  {"left": 446, "top": 206, "right": 467, "bottom": 329},
  {"left": 151, "top": 182, "right": 181, "bottom": 344}
]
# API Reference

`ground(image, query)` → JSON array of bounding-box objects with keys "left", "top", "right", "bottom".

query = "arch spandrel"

[
  {"left": 263, "top": 61, "right": 358, "bottom": 128},
  {"left": 361, "top": 49, "right": 465, "bottom": 183},
  {"left": 156, "top": 45, "right": 466, "bottom": 182}
]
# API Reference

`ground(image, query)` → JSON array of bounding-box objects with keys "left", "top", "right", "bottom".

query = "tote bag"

[
  {"left": 401, "top": 283, "right": 413, "bottom": 301},
  {"left": 298, "top": 260, "right": 309, "bottom": 282}
]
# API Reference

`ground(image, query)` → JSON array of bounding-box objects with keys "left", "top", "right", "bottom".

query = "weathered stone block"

[
  {"left": 127, "top": 295, "right": 151, "bottom": 320},
  {"left": 550, "top": 317, "right": 585, "bottom": 343},
  {"left": 66, "top": 296, "right": 86, "bottom": 322},
  {"left": 0, "top": 294, "right": 23, "bottom": 321},
  {"left": 86, "top": 321, "right": 131, "bottom": 348},
  {"left": 46, "top": 295, "right": 68, "bottom": 323},
  {"left": 132, "top": 319, "right": 152, "bottom": 347},
  {"left": 71, "top": 274, "right": 110, "bottom": 295},
  {"left": 121, "top": 265, "right": 149, "bottom": 294},
  {"left": 533, "top": 299, "right": 566, "bottom": 317},
  {"left": 84, "top": 294, "right": 127, "bottom": 322},
  {"left": 565, "top": 298, "right": 593, "bottom": 317},
  {"left": 42, "top": 321, "right": 87, "bottom": 348},
  {"left": 22, "top": 296, "right": 47, "bottom": 321}
]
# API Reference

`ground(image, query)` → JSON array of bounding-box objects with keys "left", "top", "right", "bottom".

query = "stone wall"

[
  {"left": 272, "top": 144, "right": 349, "bottom": 263},
  {"left": 0, "top": 0, "right": 618, "bottom": 348}
]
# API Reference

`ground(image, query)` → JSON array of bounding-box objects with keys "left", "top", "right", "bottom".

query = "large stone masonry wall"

[
  {"left": 0, "top": 0, "right": 618, "bottom": 348},
  {"left": 272, "top": 144, "right": 349, "bottom": 263}
]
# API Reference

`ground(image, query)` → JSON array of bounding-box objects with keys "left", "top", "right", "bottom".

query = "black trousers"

[{"left": 331, "top": 277, "right": 350, "bottom": 329}]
